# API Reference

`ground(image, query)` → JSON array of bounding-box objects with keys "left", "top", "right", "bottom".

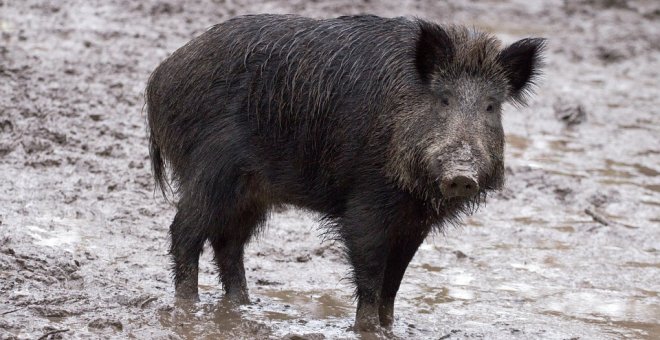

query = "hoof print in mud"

[{"left": 87, "top": 318, "right": 123, "bottom": 332}]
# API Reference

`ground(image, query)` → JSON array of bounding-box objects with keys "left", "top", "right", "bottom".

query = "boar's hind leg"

[
  {"left": 209, "top": 204, "right": 267, "bottom": 305},
  {"left": 170, "top": 206, "right": 207, "bottom": 301},
  {"left": 169, "top": 169, "right": 261, "bottom": 302},
  {"left": 378, "top": 232, "right": 427, "bottom": 328}
]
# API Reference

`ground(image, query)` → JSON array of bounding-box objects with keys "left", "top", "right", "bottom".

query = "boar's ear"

[
  {"left": 498, "top": 38, "right": 546, "bottom": 105},
  {"left": 415, "top": 22, "right": 454, "bottom": 83}
]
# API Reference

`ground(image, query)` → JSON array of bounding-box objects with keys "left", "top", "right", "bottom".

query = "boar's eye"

[
  {"left": 486, "top": 104, "right": 494, "bottom": 112},
  {"left": 441, "top": 98, "right": 449, "bottom": 106}
]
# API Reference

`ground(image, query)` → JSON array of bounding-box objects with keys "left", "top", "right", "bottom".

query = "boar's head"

[{"left": 387, "top": 22, "right": 545, "bottom": 214}]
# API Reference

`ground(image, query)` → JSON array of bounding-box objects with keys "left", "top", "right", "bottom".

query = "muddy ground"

[{"left": 0, "top": 0, "right": 658, "bottom": 339}]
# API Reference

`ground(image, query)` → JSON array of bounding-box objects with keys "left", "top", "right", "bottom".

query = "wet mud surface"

[{"left": 1, "top": 0, "right": 659, "bottom": 339}]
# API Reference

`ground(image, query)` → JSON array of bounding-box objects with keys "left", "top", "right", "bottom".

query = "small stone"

[
  {"left": 453, "top": 250, "right": 468, "bottom": 259},
  {"left": 553, "top": 99, "right": 586, "bottom": 126}
]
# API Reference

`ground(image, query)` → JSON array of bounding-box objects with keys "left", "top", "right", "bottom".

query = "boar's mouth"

[
  {"left": 428, "top": 142, "right": 505, "bottom": 203},
  {"left": 426, "top": 157, "right": 504, "bottom": 217},
  {"left": 437, "top": 163, "right": 479, "bottom": 199}
]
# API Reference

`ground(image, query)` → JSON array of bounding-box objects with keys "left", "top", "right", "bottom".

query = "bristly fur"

[
  {"left": 415, "top": 21, "right": 455, "bottom": 83},
  {"left": 145, "top": 14, "right": 544, "bottom": 328},
  {"left": 497, "top": 37, "right": 547, "bottom": 106},
  {"left": 421, "top": 23, "right": 506, "bottom": 83}
]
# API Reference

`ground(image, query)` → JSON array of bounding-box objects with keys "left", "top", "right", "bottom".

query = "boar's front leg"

[
  {"left": 378, "top": 230, "right": 428, "bottom": 327},
  {"left": 339, "top": 199, "right": 391, "bottom": 332}
]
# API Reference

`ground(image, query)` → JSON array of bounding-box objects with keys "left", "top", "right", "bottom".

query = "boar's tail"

[
  {"left": 145, "top": 71, "right": 172, "bottom": 202},
  {"left": 148, "top": 131, "right": 170, "bottom": 201}
]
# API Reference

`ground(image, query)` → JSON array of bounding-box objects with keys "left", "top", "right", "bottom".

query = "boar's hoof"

[
  {"left": 174, "top": 291, "right": 200, "bottom": 304},
  {"left": 225, "top": 290, "right": 250, "bottom": 305},
  {"left": 440, "top": 174, "right": 478, "bottom": 198},
  {"left": 354, "top": 315, "right": 382, "bottom": 333}
]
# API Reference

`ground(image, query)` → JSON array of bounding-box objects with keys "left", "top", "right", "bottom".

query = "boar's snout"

[
  {"left": 432, "top": 143, "right": 480, "bottom": 198},
  {"left": 440, "top": 172, "right": 479, "bottom": 198}
]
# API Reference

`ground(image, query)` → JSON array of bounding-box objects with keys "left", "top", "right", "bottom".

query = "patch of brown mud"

[{"left": 258, "top": 289, "right": 352, "bottom": 320}]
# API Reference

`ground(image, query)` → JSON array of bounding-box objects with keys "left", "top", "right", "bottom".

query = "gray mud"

[{"left": 1, "top": 0, "right": 659, "bottom": 339}]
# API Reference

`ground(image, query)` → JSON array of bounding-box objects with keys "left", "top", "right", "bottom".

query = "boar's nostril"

[{"left": 440, "top": 174, "right": 479, "bottom": 198}]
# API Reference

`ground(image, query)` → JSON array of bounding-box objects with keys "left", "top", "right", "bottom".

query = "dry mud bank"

[{"left": 0, "top": 0, "right": 659, "bottom": 339}]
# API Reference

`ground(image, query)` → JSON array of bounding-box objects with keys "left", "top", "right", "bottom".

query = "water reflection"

[
  {"left": 158, "top": 297, "right": 272, "bottom": 339},
  {"left": 542, "top": 291, "right": 660, "bottom": 339},
  {"left": 259, "top": 289, "right": 352, "bottom": 319}
]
